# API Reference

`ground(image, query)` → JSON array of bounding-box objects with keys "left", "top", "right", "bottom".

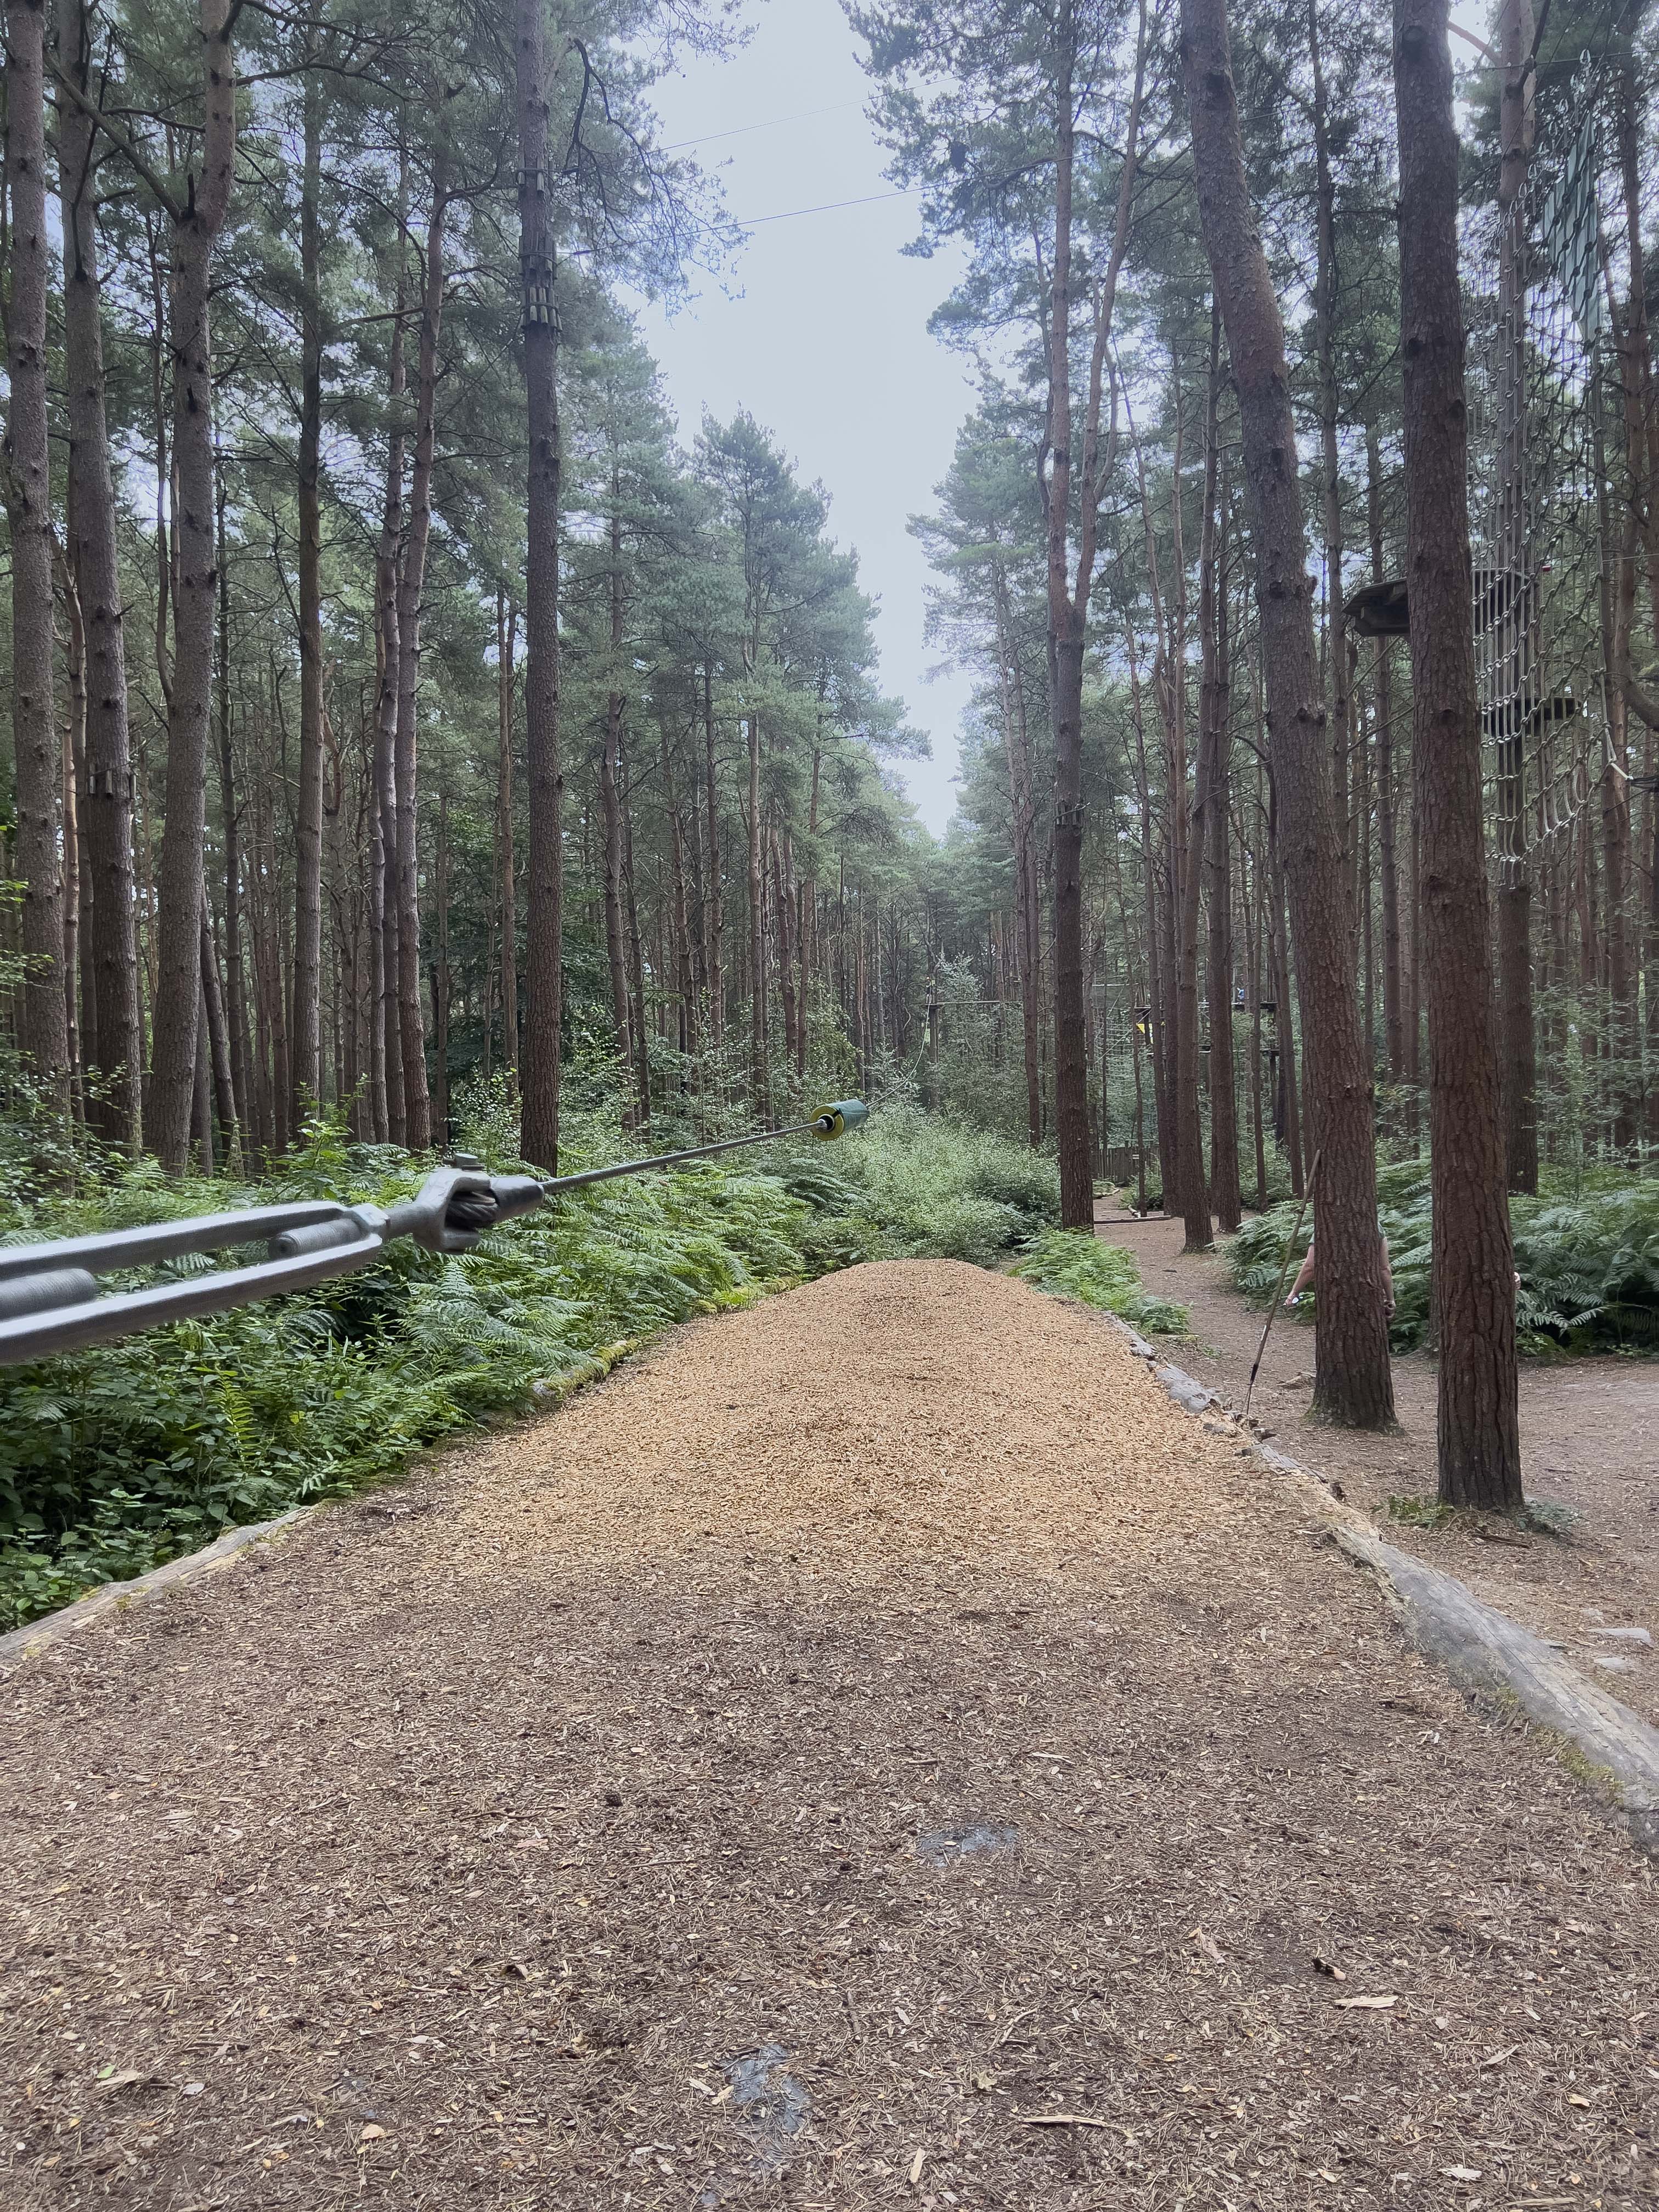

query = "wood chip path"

[{"left": 2, "top": 1260, "right": 1656, "bottom": 2209}]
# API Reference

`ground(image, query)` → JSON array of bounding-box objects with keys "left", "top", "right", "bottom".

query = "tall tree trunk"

[
  {"left": 1367, "top": 423, "right": 1405, "bottom": 1085},
  {"left": 200, "top": 902, "right": 239, "bottom": 1170},
  {"left": 374, "top": 154, "right": 408, "bottom": 1143},
  {"left": 1205, "top": 449, "right": 1242, "bottom": 1234},
  {"left": 1182, "top": 0, "right": 1393, "bottom": 1426},
  {"left": 747, "top": 715, "right": 768, "bottom": 1115},
  {"left": 1493, "top": 12, "right": 1539, "bottom": 1190},
  {"left": 1176, "top": 348, "right": 1212, "bottom": 1253},
  {"left": 193, "top": 980, "right": 214, "bottom": 1171},
  {"left": 773, "top": 815, "right": 800, "bottom": 1090},
  {"left": 58, "top": 547, "right": 86, "bottom": 1098},
  {"left": 58, "top": 0, "right": 143, "bottom": 1145},
  {"left": 517, "top": 4, "right": 563, "bottom": 1171},
  {"left": 1126, "top": 625, "right": 1175, "bottom": 1199},
  {"left": 1245, "top": 812, "right": 1269, "bottom": 1205},
  {"left": 149, "top": 0, "right": 237, "bottom": 1171},
  {"left": 992, "top": 560, "right": 1042, "bottom": 1147},
  {"left": 327, "top": 708, "right": 362, "bottom": 1133},
  {"left": 1056, "top": 0, "right": 1144, "bottom": 1218},
  {"left": 432, "top": 782, "right": 449, "bottom": 1144},
  {"left": 496, "top": 590, "right": 519, "bottom": 1091},
  {"left": 1601, "top": 715, "right": 1634, "bottom": 1148},
  {"left": 702, "top": 666, "right": 725, "bottom": 1049},
  {"left": 216, "top": 483, "right": 251, "bottom": 1137},
  {"left": 1045, "top": 0, "right": 1092, "bottom": 1226},
  {"left": 601, "top": 501, "right": 635, "bottom": 1115},
  {"left": 4, "top": 0, "right": 71, "bottom": 1108},
  {"left": 797, "top": 737, "right": 822, "bottom": 1080},
  {"left": 1271, "top": 849, "right": 1305, "bottom": 1194},
  {"left": 392, "top": 159, "right": 446, "bottom": 1151},
  {"left": 1307, "top": 0, "right": 1355, "bottom": 940},
  {"left": 622, "top": 741, "right": 650, "bottom": 1132},
  {"left": 1395, "top": 0, "right": 1520, "bottom": 1510},
  {"left": 661, "top": 719, "right": 696, "bottom": 1060},
  {"left": 291, "top": 61, "right": 325, "bottom": 1123}
]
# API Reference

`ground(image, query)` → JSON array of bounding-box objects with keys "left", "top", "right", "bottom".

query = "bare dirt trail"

[
  {"left": 3, "top": 1260, "right": 1656, "bottom": 2211},
  {"left": 1099, "top": 1209, "right": 1659, "bottom": 1734}
]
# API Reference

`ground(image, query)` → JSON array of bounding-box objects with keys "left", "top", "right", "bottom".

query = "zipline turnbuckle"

[{"left": 0, "top": 1103, "right": 869, "bottom": 1367}]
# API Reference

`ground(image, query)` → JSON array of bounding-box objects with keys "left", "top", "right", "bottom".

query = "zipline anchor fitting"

[{"left": 0, "top": 1102, "right": 870, "bottom": 1368}]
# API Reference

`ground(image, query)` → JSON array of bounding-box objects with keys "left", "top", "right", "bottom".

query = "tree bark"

[
  {"left": 57, "top": 541, "right": 86, "bottom": 1098},
  {"left": 601, "top": 500, "right": 635, "bottom": 1116},
  {"left": 1366, "top": 422, "right": 1405, "bottom": 1086},
  {"left": 773, "top": 815, "right": 800, "bottom": 1088},
  {"left": 392, "top": 158, "right": 446, "bottom": 1150},
  {"left": 1045, "top": 0, "right": 1091, "bottom": 1224},
  {"left": 291, "top": 60, "right": 325, "bottom": 1122},
  {"left": 1126, "top": 625, "right": 1174, "bottom": 1199},
  {"left": 991, "top": 559, "right": 1042, "bottom": 1147},
  {"left": 496, "top": 590, "right": 519, "bottom": 1090},
  {"left": 1307, "top": 0, "right": 1355, "bottom": 941},
  {"left": 1043, "top": 0, "right": 1145, "bottom": 1222},
  {"left": 1394, "top": 0, "right": 1521, "bottom": 1510},
  {"left": 661, "top": 718, "right": 696, "bottom": 1060},
  {"left": 4, "top": 0, "right": 71, "bottom": 1108},
  {"left": 747, "top": 714, "right": 768, "bottom": 1115},
  {"left": 432, "top": 781, "right": 449, "bottom": 1144},
  {"left": 1182, "top": 0, "right": 1393, "bottom": 1426},
  {"left": 373, "top": 154, "right": 408, "bottom": 1144},
  {"left": 702, "top": 665, "right": 725, "bottom": 1049},
  {"left": 200, "top": 902, "right": 239, "bottom": 1169},
  {"left": 1493, "top": 19, "right": 1539, "bottom": 1191},
  {"left": 1205, "top": 447, "right": 1242, "bottom": 1234},
  {"left": 517, "top": 0, "right": 563, "bottom": 1171},
  {"left": 622, "top": 740, "right": 650, "bottom": 1132},
  {"left": 216, "top": 480, "right": 251, "bottom": 1139},
  {"left": 148, "top": 0, "right": 236, "bottom": 1171},
  {"left": 57, "top": 0, "right": 143, "bottom": 1145}
]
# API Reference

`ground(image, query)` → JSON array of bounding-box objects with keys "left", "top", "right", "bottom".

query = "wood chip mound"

[{"left": 2, "top": 1259, "right": 1656, "bottom": 2209}]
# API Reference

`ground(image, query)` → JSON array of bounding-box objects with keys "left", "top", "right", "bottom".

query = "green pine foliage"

[
  {"left": 1012, "top": 1231, "right": 1190, "bottom": 1336},
  {"left": 1227, "top": 1161, "right": 1659, "bottom": 1355}
]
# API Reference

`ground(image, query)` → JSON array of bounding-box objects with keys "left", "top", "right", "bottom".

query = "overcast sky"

[
  {"left": 633, "top": 5, "right": 1498, "bottom": 837},
  {"left": 631, "top": 0, "right": 978, "bottom": 838}
]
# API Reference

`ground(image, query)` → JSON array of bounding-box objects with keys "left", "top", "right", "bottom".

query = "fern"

[
  {"left": 1229, "top": 1173, "right": 1659, "bottom": 1356},
  {"left": 1013, "top": 1230, "right": 1190, "bottom": 1335}
]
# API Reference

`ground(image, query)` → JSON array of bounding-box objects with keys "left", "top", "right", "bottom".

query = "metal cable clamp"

[{"left": 0, "top": 1103, "right": 868, "bottom": 1368}]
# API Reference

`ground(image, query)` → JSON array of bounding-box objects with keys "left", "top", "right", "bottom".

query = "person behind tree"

[
  {"left": 1286, "top": 1232, "right": 1395, "bottom": 1318},
  {"left": 1286, "top": 1237, "right": 1518, "bottom": 1317}
]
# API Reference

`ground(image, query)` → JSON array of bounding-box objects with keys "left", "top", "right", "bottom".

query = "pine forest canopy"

[{"left": 1, "top": 0, "right": 1657, "bottom": 1506}]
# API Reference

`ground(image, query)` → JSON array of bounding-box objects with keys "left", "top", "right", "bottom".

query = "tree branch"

[{"left": 44, "top": 49, "right": 184, "bottom": 223}]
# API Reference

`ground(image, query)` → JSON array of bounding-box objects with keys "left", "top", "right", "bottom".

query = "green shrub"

[
  {"left": 1012, "top": 1230, "right": 1190, "bottom": 1335},
  {"left": 828, "top": 1103, "right": 1060, "bottom": 1257}
]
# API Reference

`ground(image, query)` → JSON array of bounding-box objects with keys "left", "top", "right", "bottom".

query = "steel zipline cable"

[{"left": 0, "top": 1102, "right": 871, "bottom": 1369}]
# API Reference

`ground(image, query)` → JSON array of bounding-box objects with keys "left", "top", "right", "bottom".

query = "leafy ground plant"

[
  {"left": 1012, "top": 1230, "right": 1190, "bottom": 1336},
  {"left": 826, "top": 1102, "right": 1061, "bottom": 1265}
]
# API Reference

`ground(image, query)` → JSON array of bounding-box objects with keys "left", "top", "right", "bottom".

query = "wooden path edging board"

[
  {"left": 0, "top": 1508, "right": 315, "bottom": 1672},
  {"left": 1103, "top": 1311, "right": 1659, "bottom": 1856}
]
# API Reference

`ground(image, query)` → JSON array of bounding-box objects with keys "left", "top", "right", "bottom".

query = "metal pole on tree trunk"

[{"left": 1244, "top": 1148, "right": 1322, "bottom": 1421}]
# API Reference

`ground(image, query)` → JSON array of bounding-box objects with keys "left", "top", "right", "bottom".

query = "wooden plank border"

[{"left": 1099, "top": 1309, "right": 1659, "bottom": 1855}]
